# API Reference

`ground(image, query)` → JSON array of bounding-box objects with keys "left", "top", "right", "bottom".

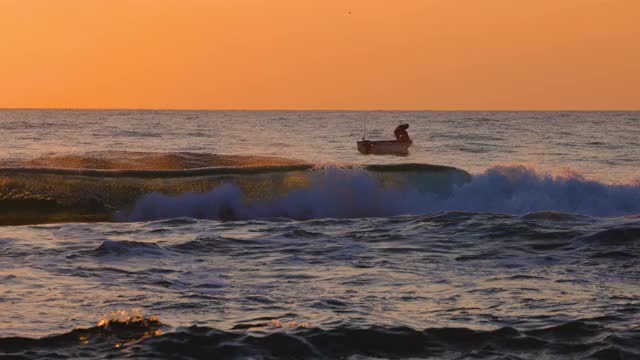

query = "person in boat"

[{"left": 394, "top": 124, "right": 411, "bottom": 143}]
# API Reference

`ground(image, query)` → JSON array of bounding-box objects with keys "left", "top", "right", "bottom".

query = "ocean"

[{"left": 1, "top": 110, "right": 639, "bottom": 359}]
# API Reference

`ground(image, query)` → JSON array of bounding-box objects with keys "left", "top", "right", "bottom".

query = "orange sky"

[{"left": 1, "top": 0, "right": 639, "bottom": 110}]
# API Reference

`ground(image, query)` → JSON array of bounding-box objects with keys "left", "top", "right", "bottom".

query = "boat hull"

[{"left": 357, "top": 140, "right": 412, "bottom": 155}]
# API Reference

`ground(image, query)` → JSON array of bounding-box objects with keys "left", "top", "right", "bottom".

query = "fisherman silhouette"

[{"left": 394, "top": 124, "right": 411, "bottom": 143}]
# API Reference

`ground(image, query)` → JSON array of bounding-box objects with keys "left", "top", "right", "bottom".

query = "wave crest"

[
  {"left": 94, "top": 240, "right": 167, "bottom": 257},
  {"left": 122, "top": 165, "right": 640, "bottom": 221},
  {"left": 3, "top": 320, "right": 636, "bottom": 359},
  {"left": 0, "top": 310, "right": 161, "bottom": 355}
]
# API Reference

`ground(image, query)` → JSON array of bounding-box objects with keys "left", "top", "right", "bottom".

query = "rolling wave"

[
  {"left": 0, "top": 161, "right": 469, "bottom": 225},
  {"left": 1, "top": 160, "right": 639, "bottom": 224},
  {"left": 0, "top": 164, "right": 314, "bottom": 177},
  {"left": 0, "top": 162, "right": 465, "bottom": 178},
  {"left": 0, "top": 151, "right": 307, "bottom": 171},
  {"left": 2, "top": 317, "right": 636, "bottom": 359},
  {"left": 123, "top": 165, "right": 640, "bottom": 221}
]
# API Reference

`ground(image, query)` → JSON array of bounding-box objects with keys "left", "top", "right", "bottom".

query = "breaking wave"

[
  {"left": 2, "top": 160, "right": 639, "bottom": 224},
  {"left": 2, "top": 318, "right": 637, "bottom": 359},
  {"left": 123, "top": 165, "right": 640, "bottom": 221}
]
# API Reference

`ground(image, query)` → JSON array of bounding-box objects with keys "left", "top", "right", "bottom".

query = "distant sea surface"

[{"left": 1, "top": 110, "right": 639, "bottom": 359}]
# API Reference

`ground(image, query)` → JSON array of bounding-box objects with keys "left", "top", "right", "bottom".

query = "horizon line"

[{"left": 1, "top": 107, "right": 639, "bottom": 112}]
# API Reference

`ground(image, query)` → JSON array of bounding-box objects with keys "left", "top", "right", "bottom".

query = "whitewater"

[{"left": 1, "top": 110, "right": 639, "bottom": 359}]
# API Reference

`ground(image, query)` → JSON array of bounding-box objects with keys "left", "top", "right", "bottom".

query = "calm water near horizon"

[
  {"left": 1, "top": 109, "right": 639, "bottom": 182},
  {"left": 1, "top": 110, "right": 640, "bottom": 359}
]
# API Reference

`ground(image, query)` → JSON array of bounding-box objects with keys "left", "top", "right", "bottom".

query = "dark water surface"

[
  {"left": 1, "top": 110, "right": 639, "bottom": 359},
  {"left": 3, "top": 213, "right": 640, "bottom": 359}
]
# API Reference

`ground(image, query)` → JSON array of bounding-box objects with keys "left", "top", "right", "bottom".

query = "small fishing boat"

[
  {"left": 356, "top": 119, "right": 413, "bottom": 155},
  {"left": 357, "top": 139, "right": 412, "bottom": 155}
]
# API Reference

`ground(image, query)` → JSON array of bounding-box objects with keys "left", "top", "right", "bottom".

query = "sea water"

[{"left": 1, "top": 110, "right": 639, "bottom": 359}]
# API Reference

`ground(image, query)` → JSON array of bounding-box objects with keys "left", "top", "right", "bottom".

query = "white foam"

[{"left": 121, "top": 165, "right": 640, "bottom": 221}]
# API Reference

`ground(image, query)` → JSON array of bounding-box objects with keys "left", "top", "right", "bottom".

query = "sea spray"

[{"left": 122, "top": 165, "right": 640, "bottom": 221}]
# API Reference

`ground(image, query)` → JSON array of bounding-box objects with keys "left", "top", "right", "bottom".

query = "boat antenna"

[{"left": 362, "top": 113, "right": 367, "bottom": 140}]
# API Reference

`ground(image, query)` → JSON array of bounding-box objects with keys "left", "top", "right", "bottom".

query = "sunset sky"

[{"left": 1, "top": 0, "right": 639, "bottom": 110}]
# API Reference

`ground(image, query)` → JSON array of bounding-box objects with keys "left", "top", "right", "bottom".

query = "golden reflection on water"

[
  {"left": 0, "top": 168, "right": 316, "bottom": 225},
  {"left": 67, "top": 309, "right": 165, "bottom": 349},
  {"left": 268, "top": 319, "right": 312, "bottom": 329}
]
